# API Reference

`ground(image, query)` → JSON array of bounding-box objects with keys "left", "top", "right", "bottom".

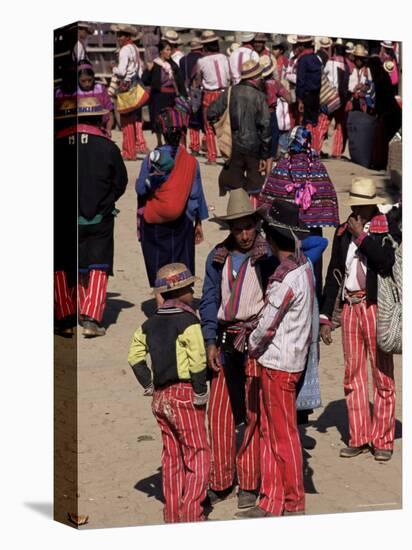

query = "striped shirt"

[
  {"left": 229, "top": 46, "right": 259, "bottom": 85},
  {"left": 196, "top": 53, "right": 231, "bottom": 90},
  {"left": 249, "top": 255, "right": 314, "bottom": 372}
]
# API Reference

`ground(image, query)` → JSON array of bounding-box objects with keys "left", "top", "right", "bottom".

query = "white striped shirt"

[
  {"left": 249, "top": 260, "right": 314, "bottom": 372},
  {"left": 196, "top": 53, "right": 231, "bottom": 90},
  {"left": 229, "top": 47, "right": 259, "bottom": 85}
]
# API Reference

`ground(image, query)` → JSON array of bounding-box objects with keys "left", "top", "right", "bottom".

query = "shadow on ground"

[
  {"left": 134, "top": 467, "right": 164, "bottom": 503},
  {"left": 313, "top": 399, "right": 402, "bottom": 444},
  {"left": 103, "top": 292, "right": 134, "bottom": 328},
  {"left": 23, "top": 502, "right": 53, "bottom": 519}
]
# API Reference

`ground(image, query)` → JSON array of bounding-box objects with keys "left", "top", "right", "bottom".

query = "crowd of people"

[{"left": 54, "top": 23, "right": 402, "bottom": 524}]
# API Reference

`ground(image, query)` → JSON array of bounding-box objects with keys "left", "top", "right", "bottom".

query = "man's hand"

[
  {"left": 347, "top": 215, "right": 364, "bottom": 238},
  {"left": 194, "top": 222, "right": 204, "bottom": 245},
  {"left": 207, "top": 344, "right": 222, "bottom": 372},
  {"left": 320, "top": 324, "right": 333, "bottom": 345}
]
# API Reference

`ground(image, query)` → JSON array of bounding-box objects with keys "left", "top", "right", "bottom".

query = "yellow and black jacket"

[{"left": 128, "top": 302, "right": 207, "bottom": 395}]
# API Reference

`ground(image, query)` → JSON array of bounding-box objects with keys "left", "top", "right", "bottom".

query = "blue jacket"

[
  {"left": 296, "top": 52, "right": 322, "bottom": 100},
  {"left": 199, "top": 234, "right": 328, "bottom": 344}
]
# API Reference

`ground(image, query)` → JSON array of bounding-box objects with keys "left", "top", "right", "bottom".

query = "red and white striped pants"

[
  {"left": 54, "top": 271, "right": 76, "bottom": 320},
  {"left": 313, "top": 107, "right": 348, "bottom": 157},
  {"left": 135, "top": 120, "right": 147, "bottom": 153},
  {"left": 202, "top": 90, "right": 223, "bottom": 162},
  {"left": 342, "top": 302, "right": 395, "bottom": 450},
  {"left": 309, "top": 113, "right": 330, "bottom": 154},
  {"left": 151, "top": 383, "right": 210, "bottom": 523},
  {"left": 259, "top": 367, "right": 304, "bottom": 516},
  {"left": 208, "top": 354, "right": 260, "bottom": 492},
  {"left": 78, "top": 270, "right": 108, "bottom": 323},
  {"left": 189, "top": 128, "right": 201, "bottom": 153}
]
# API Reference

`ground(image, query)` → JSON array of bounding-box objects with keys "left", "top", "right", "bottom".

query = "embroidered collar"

[
  {"left": 269, "top": 253, "right": 307, "bottom": 283},
  {"left": 212, "top": 234, "right": 269, "bottom": 266}
]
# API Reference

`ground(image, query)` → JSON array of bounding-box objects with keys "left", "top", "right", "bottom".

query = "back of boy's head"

[{"left": 263, "top": 222, "right": 296, "bottom": 252}]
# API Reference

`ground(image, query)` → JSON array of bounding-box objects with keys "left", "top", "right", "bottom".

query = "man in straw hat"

[
  {"left": 228, "top": 31, "right": 259, "bottom": 86},
  {"left": 207, "top": 59, "right": 271, "bottom": 198},
  {"left": 379, "top": 40, "right": 399, "bottom": 93},
  {"left": 252, "top": 33, "right": 271, "bottom": 58},
  {"left": 236, "top": 199, "right": 314, "bottom": 518},
  {"left": 111, "top": 23, "right": 148, "bottom": 159},
  {"left": 348, "top": 44, "right": 373, "bottom": 112},
  {"left": 316, "top": 36, "right": 333, "bottom": 67},
  {"left": 71, "top": 21, "right": 94, "bottom": 63},
  {"left": 320, "top": 177, "right": 401, "bottom": 461},
  {"left": 128, "top": 262, "right": 210, "bottom": 522},
  {"left": 194, "top": 30, "right": 231, "bottom": 164},
  {"left": 199, "top": 188, "right": 278, "bottom": 510}
]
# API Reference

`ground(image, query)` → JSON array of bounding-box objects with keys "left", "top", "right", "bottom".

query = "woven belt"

[{"left": 344, "top": 289, "right": 366, "bottom": 305}]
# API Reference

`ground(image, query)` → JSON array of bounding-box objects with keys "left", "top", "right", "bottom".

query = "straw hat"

[
  {"left": 254, "top": 32, "right": 267, "bottom": 42},
  {"left": 335, "top": 38, "right": 343, "bottom": 45},
  {"left": 239, "top": 31, "right": 256, "bottom": 43},
  {"left": 153, "top": 263, "right": 198, "bottom": 294},
  {"left": 380, "top": 40, "right": 394, "bottom": 49},
  {"left": 383, "top": 60, "right": 395, "bottom": 73},
  {"left": 257, "top": 200, "right": 310, "bottom": 240},
  {"left": 352, "top": 44, "right": 368, "bottom": 58},
  {"left": 77, "top": 22, "right": 95, "bottom": 34},
  {"left": 77, "top": 97, "right": 109, "bottom": 117},
  {"left": 54, "top": 98, "right": 77, "bottom": 120},
  {"left": 287, "top": 34, "right": 298, "bottom": 45},
  {"left": 240, "top": 59, "right": 263, "bottom": 80},
  {"left": 162, "top": 30, "right": 182, "bottom": 45},
  {"left": 296, "top": 35, "right": 314, "bottom": 43},
  {"left": 111, "top": 23, "right": 139, "bottom": 39},
  {"left": 189, "top": 37, "right": 203, "bottom": 51},
  {"left": 344, "top": 177, "right": 386, "bottom": 206},
  {"left": 200, "top": 30, "right": 219, "bottom": 44},
  {"left": 345, "top": 41, "right": 355, "bottom": 54},
  {"left": 259, "top": 54, "right": 275, "bottom": 78},
  {"left": 227, "top": 42, "right": 240, "bottom": 56},
  {"left": 212, "top": 188, "right": 257, "bottom": 223},
  {"left": 319, "top": 36, "right": 332, "bottom": 48}
]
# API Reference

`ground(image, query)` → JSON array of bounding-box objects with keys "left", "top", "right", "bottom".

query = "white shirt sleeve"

[{"left": 113, "top": 46, "right": 129, "bottom": 78}]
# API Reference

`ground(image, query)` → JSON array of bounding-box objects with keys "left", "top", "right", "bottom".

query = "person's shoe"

[
  {"left": 339, "top": 444, "right": 370, "bottom": 458},
  {"left": 204, "top": 486, "right": 235, "bottom": 507},
  {"left": 283, "top": 509, "right": 305, "bottom": 516},
  {"left": 235, "top": 506, "right": 272, "bottom": 519},
  {"left": 82, "top": 317, "right": 106, "bottom": 338},
  {"left": 237, "top": 489, "right": 257, "bottom": 509},
  {"left": 374, "top": 449, "right": 393, "bottom": 462}
]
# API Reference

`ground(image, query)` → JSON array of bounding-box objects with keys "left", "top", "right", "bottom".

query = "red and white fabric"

[
  {"left": 341, "top": 302, "right": 396, "bottom": 450},
  {"left": 135, "top": 120, "right": 148, "bottom": 153},
  {"left": 189, "top": 128, "right": 201, "bottom": 153},
  {"left": 196, "top": 53, "right": 231, "bottom": 91},
  {"left": 78, "top": 269, "right": 108, "bottom": 323},
  {"left": 120, "top": 111, "right": 138, "bottom": 160},
  {"left": 151, "top": 383, "right": 210, "bottom": 523},
  {"left": 202, "top": 90, "right": 222, "bottom": 162},
  {"left": 259, "top": 368, "right": 305, "bottom": 515},
  {"left": 54, "top": 271, "right": 76, "bottom": 320},
  {"left": 229, "top": 46, "right": 259, "bottom": 85},
  {"left": 208, "top": 357, "right": 260, "bottom": 492}
]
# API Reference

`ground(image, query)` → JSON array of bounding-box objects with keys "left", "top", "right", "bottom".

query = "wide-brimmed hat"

[
  {"left": 381, "top": 40, "right": 394, "bottom": 49},
  {"left": 77, "top": 96, "right": 109, "bottom": 117},
  {"left": 287, "top": 34, "right": 298, "bottom": 45},
  {"left": 353, "top": 44, "right": 368, "bottom": 58},
  {"left": 335, "top": 38, "right": 343, "bottom": 45},
  {"left": 239, "top": 31, "right": 256, "bottom": 43},
  {"left": 54, "top": 98, "right": 77, "bottom": 120},
  {"left": 257, "top": 200, "right": 310, "bottom": 240},
  {"left": 344, "top": 177, "right": 386, "bottom": 206},
  {"left": 212, "top": 188, "right": 257, "bottom": 223},
  {"left": 162, "top": 29, "right": 182, "bottom": 45},
  {"left": 383, "top": 60, "right": 395, "bottom": 73},
  {"left": 345, "top": 41, "right": 355, "bottom": 54},
  {"left": 319, "top": 36, "right": 332, "bottom": 48},
  {"left": 111, "top": 23, "right": 139, "bottom": 39},
  {"left": 227, "top": 42, "right": 240, "bottom": 56},
  {"left": 253, "top": 32, "right": 267, "bottom": 42},
  {"left": 259, "top": 54, "right": 275, "bottom": 78},
  {"left": 296, "top": 35, "right": 314, "bottom": 44},
  {"left": 77, "top": 22, "right": 95, "bottom": 34},
  {"left": 153, "top": 263, "right": 198, "bottom": 294},
  {"left": 189, "top": 37, "right": 203, "bottom": 50},
  {"left": 200, "top": 30, "right": 219, "bottom": 44},
  {"left": 240, "top": 59, "right": 263, "bottom": 80}
]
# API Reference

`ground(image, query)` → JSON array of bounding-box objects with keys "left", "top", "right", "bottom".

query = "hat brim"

[
  {"left": 262, "top": 67, "right": 274, "bottom": 78},
  {"left": 78, "top": 109, "right": 110, "bottom": 117},
  {"left": 381, "top": 42, "right": 394, "bottom": 49},
  {"left": 257, "top": 205, "right": 310, "bottom": 239},
  {"left": 344, "top": 196, "right": 386, "bottom": 207},
  {"left": 209, "top": 209, "right": 258, "bottom": 225},
  {"left": 240, "top": 68, "right": 263, "bottom": 80},
  {"left": 200, "top": 36, "right": 220, "bottom": 44},
  {"left": 153, "top": 276, "right": 199, "bottom": 294}
]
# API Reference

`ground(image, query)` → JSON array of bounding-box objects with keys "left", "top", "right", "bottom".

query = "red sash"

[{"left": 143, "top": 146, "right": 197, "bottom": 224}]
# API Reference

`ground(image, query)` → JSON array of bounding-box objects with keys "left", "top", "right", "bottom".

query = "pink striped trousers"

[
  {"left": 120, "top": 111, "right": 137, "bottom": 160},
  {"left": 54, "top": 271, "right": 76, "bottom": 320},
  {"left": 208, "top": 356, "right": 260, "bottom": 492},
  {"left": 189, "top": 128, "right": 201, "bottom": 153},
  {"left": 314, "top": 106, "right": 348, "bottom": 157},
  {"left": 135, "top": 120, "right": 148, "bottom": 153},
  {"left": 309, "top": 113, "right": 330, "bottom": 154},
  {"left": 78, "top": 270, "right": 108, "bottom": 323},
  {"left": 202, "top": 90, "right": 223, "bottom": 162},
  {"left": 151, "top": 383, "right": 210, "bottom": 523},
  {"left": 259, "top": 368, "right": 304, "bottom": 516},
  {"left": 342, "top": 302, "right": 395, "bottom": 450}
]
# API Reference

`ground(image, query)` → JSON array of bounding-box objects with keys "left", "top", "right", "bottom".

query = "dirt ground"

[{"left": 55, "top": 129, "right": 402, "bottom": 529}]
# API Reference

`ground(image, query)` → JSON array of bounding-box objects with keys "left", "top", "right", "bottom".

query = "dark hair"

[
  {"left": 334, "top": 44, "right": 345, "bottom": 57},
  {"left": 263, "top": 222, "right": 296, "bottom": 252},
  {"left": 160, "top": 286, "right": 191, "bottom": 301},
  {"left": 79, "top": 115, "right": 103, "bottom": 127},
  {"left": 159, "top": 39, "right": 172, "bottom": 52},
  {"left": 272, "top": 44, "right": 285, "bottom": 53},
  {"left": 163, "top": 127, "right": 183, "bottom": 146},
  {"left": 205, "top": 41, "right": 220, "bottom": 53},
  {"left": 78, "top": 68, "right": 94, "bottom": 79}
]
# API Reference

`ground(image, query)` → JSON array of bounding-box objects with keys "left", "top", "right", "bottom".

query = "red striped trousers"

[
  {"left": 259, "top": 368, "right": 304, "bottom": 516},
  {"left": 208, "top": 355, "right": 260, "bottom": 492},
  {"left": 312, "top": 106, "right": 348, "bottom": 157},
  {"left": 341, "top": 302, "right": 395, "bottom": 450},
  {"left": 151, "top": 383, "right": 210, "bottom": 523},
  {"left": 120, "top": 111, "right": 137, "bottom": 160},
  {"left": 134, "top": 120, "right": 148, "bottom": 153},
  {"left": 189, "top": 128, "right": 201, "bottom": 153},
  {"left": 54, "top": 271, "right": 76, "bottom": 320},
  {"left": 78, "top": 270, "right": 108, "bottom": 323},
  {"left": 310, "top": 113, "right": 330, "bottom": 154},
  {"left": 202, "top": 90, "right": 223, "bottom": 161}
]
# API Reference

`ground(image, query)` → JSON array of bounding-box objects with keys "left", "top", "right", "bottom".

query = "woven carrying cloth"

[
  {"left": 258, "top": 152, "right": 340, "bottom": 228},
  {"left": 377, "top": 236, "right": 402, "bottom": 354}
]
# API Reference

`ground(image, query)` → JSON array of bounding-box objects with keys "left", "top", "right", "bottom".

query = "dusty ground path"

[{"left": 67, "top": 130, "right": 401, "bottom": 529}]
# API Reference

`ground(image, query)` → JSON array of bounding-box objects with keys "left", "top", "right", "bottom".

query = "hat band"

[
  {"left": 349, "top": 191, "right": 377, "bottom": 200},
  {"left": 155, "top": 270, "right": 193, "bottom": 289},
  {"left": 78, "top": 106, "right": 105, "bottom": 114},
  {"left": 242, "top": 65, "right": 261, "bottom": 77}
]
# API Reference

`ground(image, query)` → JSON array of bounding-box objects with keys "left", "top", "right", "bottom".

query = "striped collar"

[
  {"left": 158, "top": 299, "right": 198, "bottom": 318},
  {"left": 212, "top": 234, "right": 269, "bottom": 266},
  {"left": 269, "top": 253, "right": 307, "bottom": 283}
]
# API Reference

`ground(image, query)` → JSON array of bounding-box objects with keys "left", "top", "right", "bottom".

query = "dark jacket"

[
  {"left": 207, "top": 81, "right": 272, "bottom": 159},
  {"left": 180, "top": 51, "right": 203, "bottom": 88},
  {"left": 78, "top": 133, "right": 128, "bottom": 220},
  {"left": 296, "top": 52, "right": 322, "bottom": 100},
  {"left": 320, "top": 213, "right": 402, "bottom": 320},
  {"left": 142, "top": 59, "right": 187, "bottom": 97}
]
